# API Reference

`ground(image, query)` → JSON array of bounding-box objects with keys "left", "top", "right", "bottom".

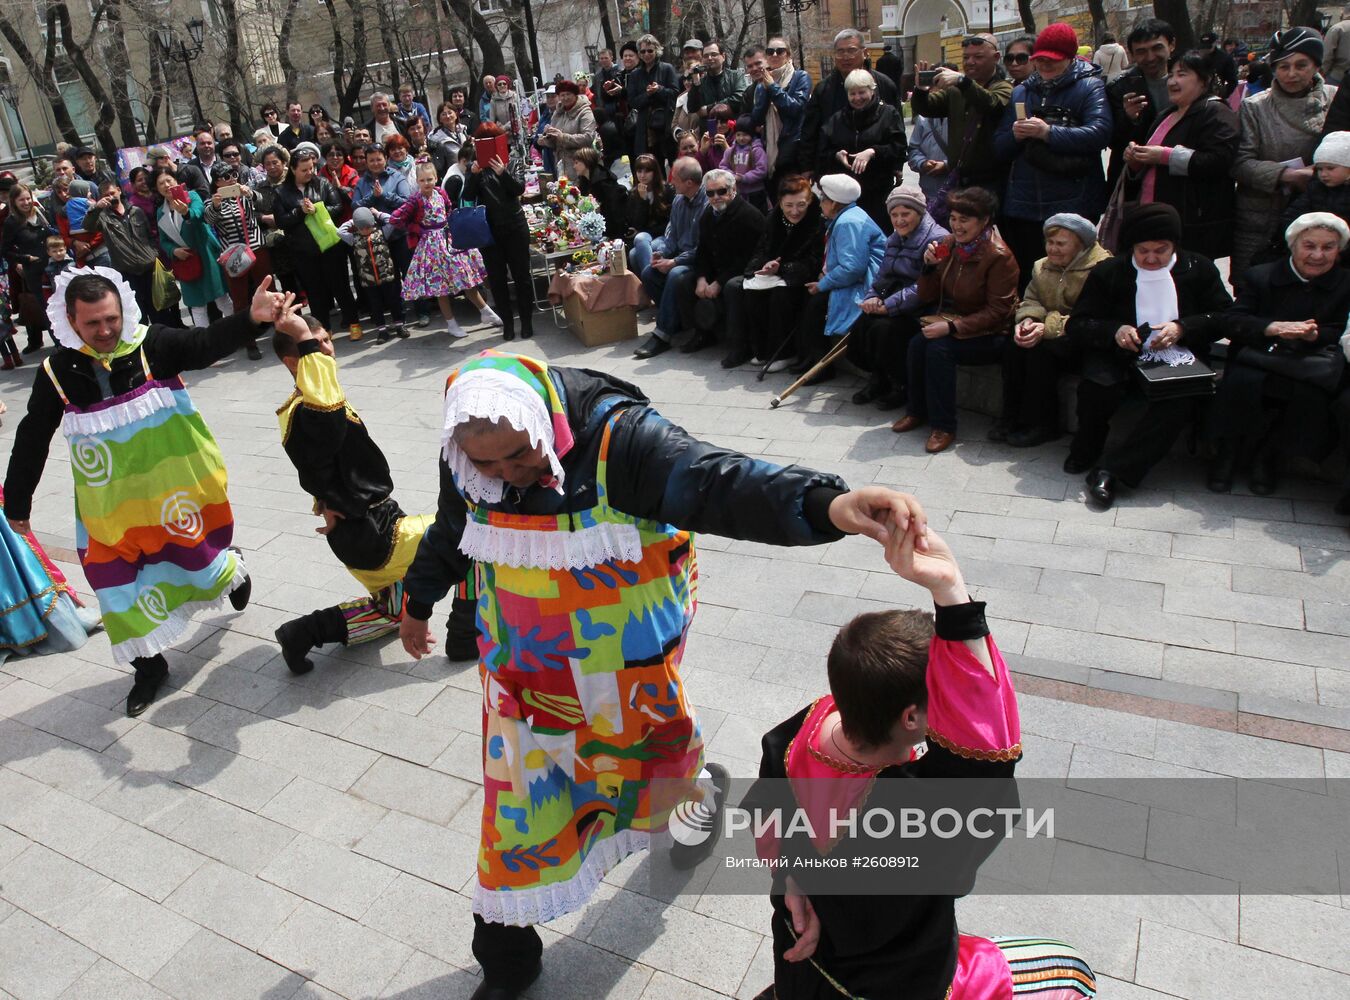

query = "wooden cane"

[{"left": 769, "top": 332, "right": 853, "bottom": 409}]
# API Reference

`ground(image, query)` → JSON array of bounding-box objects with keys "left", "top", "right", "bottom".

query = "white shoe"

[
  {"left": 446, "top": 320, "right": 468, "bottom": 339},
  {"left": 766, "top": 357, "right": 796, "bottom": 374},
  {"left": 750, "top": 357, "right": 765, "bottom": 366},
  {"left": 479, "top": 307, "right": 503, "bottom": 328}
]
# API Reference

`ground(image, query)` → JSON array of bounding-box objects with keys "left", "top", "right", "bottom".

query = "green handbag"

[{"left": 304, "top": 200, "right": 341, "bottom": 252}]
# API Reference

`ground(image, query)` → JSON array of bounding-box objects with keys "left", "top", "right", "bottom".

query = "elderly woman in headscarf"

[
  {"left": 785, "top": 172, "right": 886, "bottom": 379},
  {"left": 1208, "top": 213, "right": 1350, "bottom": 495},
  {"left": 850, "top": 184, "right": 949, "bottom": 409},
  {"left": 997, "top": 212, "right": 1111, "bottom": 448},
  {"left": 1231, "top": 27, "right": 1337, "bottom": 283},
  {"left": 396, "top": 349, "right": 927, "bottom": 1000},
  {"left": 892, "top": 186, "right": 1018, "bottom": 455},
  {"left": 538, "top": 80, "right": 597, "bottom": 181},
  {"left": 1065, "top": 203, "right": 1233, "bottom": 509}
]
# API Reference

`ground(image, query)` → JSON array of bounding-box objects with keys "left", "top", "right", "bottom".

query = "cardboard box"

[{"left": 561, "top": 294, "right": 637, "bottom": 347}]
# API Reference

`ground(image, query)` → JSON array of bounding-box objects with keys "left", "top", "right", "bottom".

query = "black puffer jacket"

[
  {"left": 1066, "top": 251, "right": 1233, "bottom": 386},
  {"left": 743, "top": 201, "right": 825, "bottom": 286},
  {"left": 403, "top": 366, "right": 850, "bottom": 619},
  {"left": 817, "top": 95, "right": 907, "bottom": 222},
  {"left": 4, "top": 312, "right": 262, "bottom": 520}
]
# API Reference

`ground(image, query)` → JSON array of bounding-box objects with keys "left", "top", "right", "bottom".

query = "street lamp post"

[
  {"left": 156, "top": 18, "right": 206, "bottom": 126},
  {"left": 0, "top": 65, "right": 36, "bottom": 179},
  {"left": 781, "top": 0, "right": 818, "bottom": 68}
]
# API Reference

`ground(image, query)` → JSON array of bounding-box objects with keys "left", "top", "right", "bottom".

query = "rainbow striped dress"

[{"left": 43, "top": 345, "right": 243, "bottom": 663}]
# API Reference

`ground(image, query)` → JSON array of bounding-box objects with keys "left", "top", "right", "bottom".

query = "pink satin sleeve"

[
  {"left": 950, "top": 934, "right": 1014, "bottom": 1000},
  {"left": 924, "top": 636, "right": 1021, "bottom": 762}
]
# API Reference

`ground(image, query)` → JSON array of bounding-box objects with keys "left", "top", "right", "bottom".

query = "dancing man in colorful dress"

[
  {"left": 3, "top": 268, "right": 286, "bottom": 715},
  {"left": 398, "top": 349, "right": 928, "bottom": 1000}
]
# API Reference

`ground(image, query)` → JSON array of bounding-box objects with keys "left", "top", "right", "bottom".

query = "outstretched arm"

[
  {"left": 883, "top": 526, "right": 990, "bottom": 673},
  {"left": 606, "top": 406, "right": 928, "bottom": 548},
  {"left": 145, "top": 277, "right": 291, "bottom": 376}
]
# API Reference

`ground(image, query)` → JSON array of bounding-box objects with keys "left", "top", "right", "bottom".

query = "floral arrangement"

[
  {"left": 570, "top": 246, "right": 597, "bottom": 268},
  {"left": 577, "top": 211, "right": 607, "bottom": 244}
]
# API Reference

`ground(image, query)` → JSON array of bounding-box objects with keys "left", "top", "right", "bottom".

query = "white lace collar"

[{"left": 47, "top": 266, "right": 143, "bottom": 351}]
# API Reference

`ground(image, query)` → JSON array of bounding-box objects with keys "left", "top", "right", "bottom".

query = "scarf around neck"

[{"left": 764, "top": 60, "right": 797, "bottom": 168}]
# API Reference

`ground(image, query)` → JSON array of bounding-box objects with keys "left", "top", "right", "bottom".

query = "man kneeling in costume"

[
  {"left": 270, "top": 310, "right": 466, "bottom": 669},
  {"left": 4, "top": 268, "right": 286, "bottom": 715},
  {"left": 399, "top": 349, "right": 928, "bottom": 1000}
]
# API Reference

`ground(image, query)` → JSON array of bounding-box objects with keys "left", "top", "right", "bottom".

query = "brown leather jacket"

[{"left": 916, "top": 231, "right": 1019, "bottom": 338}]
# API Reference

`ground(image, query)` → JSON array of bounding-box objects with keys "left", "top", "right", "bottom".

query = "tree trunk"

[
  {"left": 1086, "top": 0, "right": 1108, "bottom": 44},
  {"left": 217, "top": 0, "right": 251, "bottom": 137},
  {"left": 596, "top": 0, "right": 616, "bottom": 51},
  {"left": 1288, "top": 0, "right": 1321, "bottom": 28},
  {"left": 374, "top": 3, "right": 402, "bottom": 93},
  {"left": 502, "top": 1, "right": 534, "bottom": 84},
  {"left": 321, "top": 0, "right": 369, "bottom": 120},
  {"left": 52, "top": 3, "right": 119, "bottom": 157},
  {"left": 763, "top": 0, "right": 782, "bottom": 38},
  {"left": 428, "top": 0, "right": 453, "bottom": 102},
  {"left": 1152, "top": 1, "right": 1196, "bottom": 51},
  {"left": 145, "top": 53, "right": 164, "bottom": 143},
  {"left": 648, "top": 0, "right": 671, "bottom": 51},
  {"left": 0, "top": 8, "right": 82, "bottom": 147},
  {"left": 444, "top": 0, "right": 509, "bottom": 78},
  {"left": 1017, "top": 0, "right": 1037, "bottom": 33},
  {"left": 101, "top": 0, "right": 142, "bottom": 146},
  {"left": 278, "top": 0, "right": 303, "bottom": 104}
]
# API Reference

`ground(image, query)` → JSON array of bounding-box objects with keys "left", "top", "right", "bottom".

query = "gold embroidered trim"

[{"left": 925, "top": 728, "right": 1022, "bottom": 762}]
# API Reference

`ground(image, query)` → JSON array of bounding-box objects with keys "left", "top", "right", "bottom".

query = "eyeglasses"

[
  {"left": 223, "top": 150, "right": 242, "bottom": 157},
  {"left": 961, "top": 38, "right": 992, "bottom": 48},
  {"left": 766, "top": 47, "right": 789, "bottom": 55},
  {"left": 1004, "top": 52, "right": 1031, "bottom": 64},
  {"left": 705, "top": 187, "right": 730, "bottom": 196},
  {"left": 639, "top": 48, "right": 656, "bottom": 55}
]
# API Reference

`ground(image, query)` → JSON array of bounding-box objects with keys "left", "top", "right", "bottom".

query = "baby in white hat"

[{"left": 1276, "top": 130, "right": 1350, "bottom": 240}]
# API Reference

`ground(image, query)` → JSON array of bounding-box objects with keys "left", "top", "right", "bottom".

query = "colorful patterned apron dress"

[
  {"left": 43, "top": 344, "right": 243, "bottom": 664},
  {"left": 464, "top": 407, "right": 704, "bottom": 926}
]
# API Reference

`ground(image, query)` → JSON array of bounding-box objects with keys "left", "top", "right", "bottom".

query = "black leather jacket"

[{"left": 403, "top": 366, "right": 850, "bottom": 619}]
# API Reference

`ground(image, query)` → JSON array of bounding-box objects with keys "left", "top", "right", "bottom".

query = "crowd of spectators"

[{"left": 2, "top": 18, "right": 1350, "bottom": 518}]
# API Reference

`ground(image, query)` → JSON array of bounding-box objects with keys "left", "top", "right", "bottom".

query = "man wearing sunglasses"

[
  {"left": 909, "top": 32, "right": 1012, "bottom": 195},
  {"left": 797, "top": 28, "right": 899, "bottom": 175}
]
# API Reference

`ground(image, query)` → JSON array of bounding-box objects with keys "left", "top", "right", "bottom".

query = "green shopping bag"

[
  {"left": 304, "top": 201, "right": 341, "bottom": 252},
  {"left": 151, "top": 258, "right": 180, "bottom": 311}
]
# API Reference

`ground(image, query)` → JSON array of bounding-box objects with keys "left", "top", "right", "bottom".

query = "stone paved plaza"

[{"left": 1, "top": 304, "right": 1347, "bottom": 1000}]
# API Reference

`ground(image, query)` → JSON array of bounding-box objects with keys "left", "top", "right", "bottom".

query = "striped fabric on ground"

[{"left": 994, "top": 936, "right": 1098, "bottom": 997}]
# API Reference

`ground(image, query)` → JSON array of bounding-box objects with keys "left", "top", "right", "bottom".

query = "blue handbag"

[{"left": 448, "top": 200, "right": 494, "bottom": 250}]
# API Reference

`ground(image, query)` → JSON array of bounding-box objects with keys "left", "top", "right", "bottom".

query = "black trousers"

[
  {"left": 1210, "top": 362, "right": 1336, "bottom": 462},
  {"left": 999, "top": 217, "right": 1049, "bottom": 295},
  {"left": 472, "top": 914, "right": 542, "bottom": 987},
  {"left": 1001, "top": 335, "right": 1080, "bottom": 430},
  {"left": 793, "top": 290, "right": 832, "bottom": 363},
  {"left": 851, "top": 314, "right": 919, "bottom": 393},
  {"left": 480, "top": 227, "right": 534, "bottom": 333},
  {"left": 293, "top": 246, "right": 358, "bottom": 330},
  {"left": 743, "top": 285, "right": 806, "bottom": 360},
  {"left": 1071, "top": 380, "right": 1195, "bottom": 487},
  {"left": 363, "top": 281, "right": 405, "bottom": 326}
]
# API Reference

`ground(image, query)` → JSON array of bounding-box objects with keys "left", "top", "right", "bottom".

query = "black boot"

[
  {"left": 445, "top": 594, "right": 479, "bottom": 661},
  {"left": 228, "top": 552, "right": 252, "bottom": 611},
  {"left": 126, "top": 654, "right": 168, "bottom": 717},
  {"left": 1249, "top": 442, "right": 1281, "bottom": 496},
  {"left": 519, "top": 318, "right": 533, "bottom": 340},
  {"left": 274, "top": 607, "right": 348, "bottom": 675},
  {"left": 1207, "top": 440, "right": 1237, "bottom": 493}
]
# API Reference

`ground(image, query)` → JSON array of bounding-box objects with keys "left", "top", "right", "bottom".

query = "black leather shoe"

[
  {"left": 470, "top": 961, "right": 542, "bottom": 1000},
  {"left": 1249, "top": 449, "right": 1280, "bottom": 496},
  {"left": 126, "top": 656, "right": 168, "bottom": 717},
  {"left": 1063, "top": 453, "right": 1094, "bottom": 475},
  {"left": 247, "top": 344, "right": 263, "bottom": 360},
  {"left": 668, "top": 763, "right": 731, "bottom": 870},
  {"left": 1007, "top": 426, "right": 1059, "bottom": 448},
  {"left": 1086, "top": 470, "right": 1117, "bottom": 509},
  {"left": 519, "top": 322, "right": 533, "bottom": 340},
  {"left": 875, "top": 389, "right": 907, "bottom": 411},
  {"left": 1207, "top": 444, "right": 1236, "bottom": 493},
  {"left": 851, "top": 382, "right": 884, "bottom": 405},
  {"left": 275, "top": 620, "right": 318, "bottom": 675},
  {"left": 680, "top": 331, "right": 714, "bottom": 354},
  {"left": 721, "top": 348, "right": 752, "bottom": 369},
  {"left": 633, "top": 334, "right": 671, "bottom": 359}
]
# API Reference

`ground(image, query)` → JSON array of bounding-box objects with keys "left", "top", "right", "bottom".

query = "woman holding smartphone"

[{"left": 153, "top": 169, "right": 233, "bottom": 327}]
